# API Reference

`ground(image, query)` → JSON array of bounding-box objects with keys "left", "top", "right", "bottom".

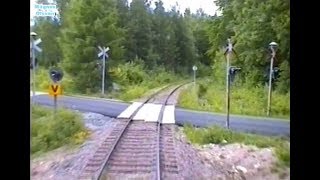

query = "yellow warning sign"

[{"left": 49, "top": 84, "right": 62, "bottom": 96}]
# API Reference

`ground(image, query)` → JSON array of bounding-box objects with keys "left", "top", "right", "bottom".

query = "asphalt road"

[{"left": 32, "top": 95, "right": 290, "bottom": 137}]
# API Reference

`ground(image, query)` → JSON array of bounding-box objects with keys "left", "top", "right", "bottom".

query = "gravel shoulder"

[{"left": 174, "top": 126, "right": 290, "bottom": 180}]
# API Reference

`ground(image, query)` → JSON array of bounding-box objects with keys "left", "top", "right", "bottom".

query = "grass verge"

[
  {"left": 178, "top": 79, "right": 290, "bottom": 119},
  {"left": 31, "top": 105, "right": 89, "bottom": 157},
  {"left": 183, "top": 124, "right": 290, "bottom": 168}
]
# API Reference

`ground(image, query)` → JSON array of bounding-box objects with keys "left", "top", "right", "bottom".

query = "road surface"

[{"left": 31, "top": 95, "right": 290, "bottom": 137}]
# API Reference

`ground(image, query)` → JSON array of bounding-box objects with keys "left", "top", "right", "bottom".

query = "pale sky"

[
  {"left": 31, "top": 0, "right": 220, "bottom": 25},
  {"left": 128, "top": 0, "right": 220, "bottom": 16}
]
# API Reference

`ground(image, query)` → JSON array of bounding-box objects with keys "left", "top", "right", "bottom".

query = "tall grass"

[
  {"left": 178, "top": 79, "right": 290, "bottom": 119},
  {"left": 31, "top": 105, "right": 89, "bottom": 156},
  {"left": 110, "top": 61, "right": 183, "bottom": 101},
  {"left": 33, "top": 67, "right": 75, "bottom": 93}
]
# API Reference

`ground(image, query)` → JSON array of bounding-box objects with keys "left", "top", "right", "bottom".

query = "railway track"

[{"left": 79, "top": 83, "right": 188, "bottom": 180}]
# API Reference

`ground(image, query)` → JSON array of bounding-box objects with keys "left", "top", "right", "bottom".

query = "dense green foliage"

[
  {"left": 178, "top": 79, "right": 290, "bottom": 118},
  {"left": 183, "top": 124, "right": 290, "bottom": 167},
  {"left": 31, "top": 0, "right": 289, "bottom": 113},
  {"left": 208, "top": 0, "right": 290, "bottom": 93},
  {"left": 34, "top": 60, "right": 183, "bottom": 101},
  {"left": 31, "top": 105, "right": 89, "bottom": 156}
]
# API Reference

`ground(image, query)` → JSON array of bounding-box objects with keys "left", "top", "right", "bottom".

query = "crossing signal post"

[
  {"left": 229, "top": 66, "right": 241, "bottom": 84},
  {"left": 30, "top": 32, "right": 42, "bottom": 103},
  {"left": 192, "top": 65, "right": 198, "bottom": 85},
  {"left": 98, "top": 46, "right": 110, "bottom": 96},
  {"left": 49, "top": 68, "right": 63, "bottom": 118},
  {"left": 30, "top": 58, "right": 38, "bottom": 70},
  {"left": 224, "top": 38, "right": 239, "bottom": 129},
  {"left": 30, "top": 32, "right": 42, "bottom": 153}
]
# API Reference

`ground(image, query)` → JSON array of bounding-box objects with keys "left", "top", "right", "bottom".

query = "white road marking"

[
  {"left": 117, "top": 102, "right": 143, "bottom": 118},
  {"left": 133, "top": 103, "right": 154, "bottom": 120},
  {"left": 145, "top": 104, "right": 162, "bottom": 122},
  {"left": 117, "top": 102, "right": 176, "bottom": 124},
  {"left": 162, "top": 105, "right": 175, "bottom": 124}
]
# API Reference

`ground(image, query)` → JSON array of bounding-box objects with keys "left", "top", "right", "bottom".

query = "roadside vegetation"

[
  {"left": 34, "top": 60, "right": 184, "bottom": 102},
  {"left": 31, "top": 105, "right": 89, "bottom": 157},
  {"left": 32, "top": 0, "right": 289, "bottom": 116},
  {"left": 183, "top": 124, "right": 290, "bottom": 168},
  {"left": 178, "top": 78, "right": 290, "bottom": 119}
]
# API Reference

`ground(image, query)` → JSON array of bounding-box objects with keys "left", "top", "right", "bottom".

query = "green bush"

[
  {"left": 198, "top": 82, "right": 208, "bottom": 98},
  {"left": 31, "top": 105, "right": 89, "bottom": 155},
  {"left": 34, "top": 67, "right": 75, "bottom": 93},
  {"left": 272, "top": 91, "right": 290, "bottom": 118},
  {"left": 178, "top": 85, "right": 200, "bottom": 109},
  {"left": 275, "top": 142, "right": 290, "bottom": 167},
  {"left": 34, "top": 68, "right": 51, "bottom": 91},
  {"left": 195, "top": 63, "right": 214, "bottom": 78},
  {"left": 275, "top": 61, "right": 290, "bottom": 94},
  {"left": 109, "top": 59, "right": 147, "bottom": 86},
  {"left": 35, "top": 60, "right": 183, "bottom": 101},
  {"left": 178, "top": 78, "right": 290, "bottom": 119},
  {"left": 150, "top": 67, "right": 178, "bottom": 85},
  {"left": 109, "top": 61, "right": 182, "bottom": 101},
  {"left": 118, "top": 85, "right": 147, "bottom": 101}
]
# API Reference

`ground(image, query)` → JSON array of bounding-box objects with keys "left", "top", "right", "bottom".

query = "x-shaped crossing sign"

[
  {"left": 31, "top": 38, "right": 42, "bottom": 53},
  {"left": 224, "top": 38, "right": 239, "bottom": 60},
  {"left": 98, "top": 46, "right": 110, "bottom": 59},
  {"left": 224, "top": 38, "right": 236, "bottom": 55}
]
